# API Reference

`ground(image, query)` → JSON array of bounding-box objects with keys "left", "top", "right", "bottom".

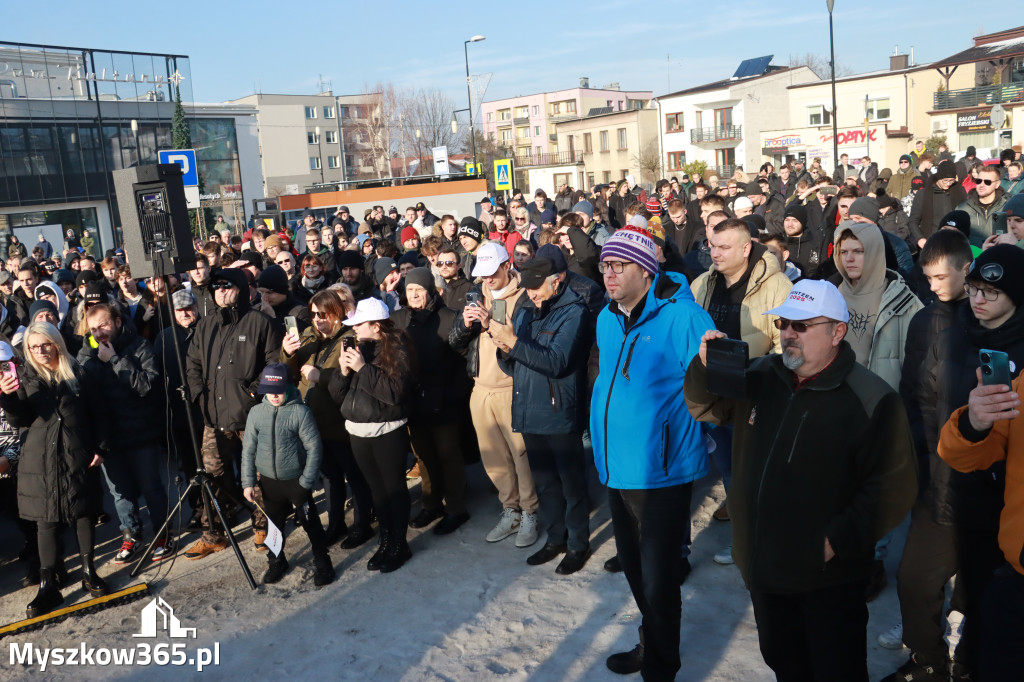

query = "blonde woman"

[{"left": 0, "top": 322, "right": 107, "bottom": 618}]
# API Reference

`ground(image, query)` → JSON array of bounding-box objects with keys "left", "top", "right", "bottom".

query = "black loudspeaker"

[{"left": 114, "top": 164, "right": 197, "bottom": 279}]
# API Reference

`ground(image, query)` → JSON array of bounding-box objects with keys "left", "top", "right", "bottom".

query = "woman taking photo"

[
  {"left": 328, "top": 298, "right": 415, "bottom": 573},
  {"left": 281, "top": 287, "right": 374, "bottom": 549},
  {"left": 0, "top": 321, "right": 107, "bottom": 618}
]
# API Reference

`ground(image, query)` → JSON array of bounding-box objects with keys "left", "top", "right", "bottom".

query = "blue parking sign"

[{"left": 158, "top": 149, "right": 198, "bottom": 186}]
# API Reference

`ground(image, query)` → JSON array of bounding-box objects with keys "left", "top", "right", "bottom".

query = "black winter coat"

[
  {"left": 153, "top": 320, "right": 201, "bottom": 444},
  {"left": 327, "top": 338, "right": 414, "bottom": 424},
  {"left": 192, "top": 281, "right": 218, "bottom": 318},
  {"left": 564, "top": 226, "right": 602, "bottom": 287},
  {"left": 909, "top": 183, "right": 968, "bottom": 245},
  {"left": 0, "top": 363, "right": 103, "bottom": 522},
  {"left": 441, "top": 275, "right": 473, "bottom": 311},
  {"left": 186, "top": 301, "right": 283, "bottom": 431},
  {"left": 77, "top": 328, "right": 162, "bottom": 451}
]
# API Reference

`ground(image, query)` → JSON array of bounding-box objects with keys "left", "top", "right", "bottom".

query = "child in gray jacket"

[{"left": 242, "top": 362, "right": 333, "bottom": 587}]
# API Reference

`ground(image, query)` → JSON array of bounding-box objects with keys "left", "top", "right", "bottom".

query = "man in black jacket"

[
  {"left": 684, "top": 279, "right": 917, "bottom": 682},
  {"left": 79, "top": 303, "right": 170, "bottom": 563},
  {"left": 437, "top": 245, "right": 472, "bottom": 311},
  {"left": 337, "top": 249, "right": 378, "bottom": 302},
  {"left": 188, "top": 254, "right": 217, "bottom": 318},
  {"left": 257, "top": 265, "right": 311, "bottom": 333},
  {"left": 184, "top": 268, "right": 282, "bottom": 559}
]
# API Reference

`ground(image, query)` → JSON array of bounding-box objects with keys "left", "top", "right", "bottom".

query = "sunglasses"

[
  {"left": 211, "top": 281, "right": 237, "bottom": 290},
  {"left": 977, "top": 178, "right": 998, "bottom": 186},
  {"left": 312, "top": 310, "right": 332, "bottom": 319},
  {"left": 773, "top": 318, "right": 833, "bottom": 333},
  {"left": 436, "top": 260, "right": 459, "bottom": 267}
]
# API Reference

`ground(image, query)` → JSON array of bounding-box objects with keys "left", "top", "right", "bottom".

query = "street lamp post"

[
  {"left": 826, "top": 0, "right": 839, "bottom": 174},
  {"left": 465, "top": 35, "right": 485, "bottom": 175}
]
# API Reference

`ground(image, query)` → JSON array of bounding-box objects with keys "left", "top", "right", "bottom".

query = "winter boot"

[
  {"left": 367, "top": 532, "right": 391, "bottom": 572},
  {"left": 607, "top": 626, "right": 645, "bottom": 675},
  {"left": 81, "top": 554, "right": 109, "bottom": 598},
  {"left": 262, "top": 553, "right": 289, "bottom": 585},
  {"left": 312, "top": 553, "right": 335, "bottom": 587},
  {"left": 379, "top": 539, "right": 412, "bottom": 574},
  {"left": 26, "top": 568, "right": 65, "bottom": 619}
]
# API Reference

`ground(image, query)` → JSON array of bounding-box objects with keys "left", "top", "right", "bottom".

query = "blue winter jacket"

[
  {"left": 241, "top": 387, "right": 323, "bottom": 490},
  {"left": 591, "top": 271, "right": 714, "bottom": 489},
  {"left": 499, "top": 285, "right": 591, "bottom": 435}
]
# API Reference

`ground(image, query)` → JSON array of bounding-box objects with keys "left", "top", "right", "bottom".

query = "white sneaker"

[
  {"left": 486, "top": 508, "right": 521, "bottom": 543},
  {"left": 877, "top": 619, "right": 904, "bottom": 649},
  {"left": 945, "top": 610, "right": 963, "bottom": 652},
  {"left": 713, "top": 545, "right": 734, "bottom": 565},
  {"left": 515, "top": 512, "right": 539, "bottom": 548}
]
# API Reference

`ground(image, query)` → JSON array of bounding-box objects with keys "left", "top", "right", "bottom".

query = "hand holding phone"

[
  {"left": 284, "top": 315, "right": 299, "bottom": 338},
  {"left": 0, "top": 361, "right": 19, "bottom": 393},
  {"left": 491, "top": 298, "right": 507, "bottom": 325},
  {"left": 979, "top": 349, "right": 1012, "bottom": 387},
  {"left": 705, "top": 337, "right": 749, "bottom": 400}
]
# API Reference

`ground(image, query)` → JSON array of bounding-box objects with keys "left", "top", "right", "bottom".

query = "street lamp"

[
  {"left": 465, "top": 35, "right": 485, "bottom": 176},
  {"left": 826, "top": 0, "right": 839, "bottom": 174}
]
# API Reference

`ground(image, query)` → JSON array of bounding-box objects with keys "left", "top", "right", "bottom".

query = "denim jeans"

[
  {"left": 101, "top": 445, "right": 169, "bottom": 537},
  {"left": 522, "top": 433, "right": 590, "bottom": 552}
]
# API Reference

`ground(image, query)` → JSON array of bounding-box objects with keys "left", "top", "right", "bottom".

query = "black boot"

[
  {"left": 263, "top": 553, "right": 289, "bottom": 584},
  {"left": 379, "top": 539, "right": 412, "bottom": 574},
  {"left": 367, "top": 532, "right": 391, "bottom": 571},
  {"left": 606, "top": 626, "right": 645, "bottom": 675},
  {"left": 81, "top": 554, "right": 109, "bottom": 598},
  {"left": 340, "top": 525, "right": 374, "bottom": 549},
  {"left": 312, "top": 553, "right": 335, "bottom": 587},
  {"left": 26, "top": 568, "right": 65, "bottom": 619},
  {"left": 21, "top": 557, "right": 40, "bottom": 588}
]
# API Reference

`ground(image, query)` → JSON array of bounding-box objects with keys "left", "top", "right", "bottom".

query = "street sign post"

[{"left": 494, "top": 159, "right": 512, "bottom": 191}]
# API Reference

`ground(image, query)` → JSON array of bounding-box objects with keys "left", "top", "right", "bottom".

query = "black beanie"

[
  {"left": 336, "top": 249, "right": 364, "bottom": 271},
  {"left": 934, "top": 160, "right": 957, "bottom": 181},
  {"left": 966, "top": 244, "right": 1024, "bottom": 306},
  {"left": 29, "top": 299, "right": 58, "bottom": 321},
  {"left": 938, "top": 210, "right": 971, "bottom": 240},
  {"left": 457, "top": 217, "right": 483, "bottom": 243},
  {"left": 211, "top": 267, "right": 250, "bottom": 293},
  {"left": 783, "top": 203, "right": 807, "bottom": 226},
  {"left": 76, "top": 270, "right": 99, "bottom": 287},
  {"left": 257, "top": 265, "right": 290, "bottom": 294}
]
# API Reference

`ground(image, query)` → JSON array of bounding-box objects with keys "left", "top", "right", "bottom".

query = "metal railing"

[
  {"left": 933, "top": 83, "right": 1024, "bottom": 110},
  {"left": 690, "top": 125, "right": 743, "bottom": 143},
  {"left": 513, "top": 151, "right": 585, "bottom": 167},
  {"left": 513, "top": 116, "right": 529, "bottom": 125}
]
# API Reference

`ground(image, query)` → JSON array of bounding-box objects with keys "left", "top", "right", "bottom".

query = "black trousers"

[
  {"left": 258, "top": 476, "right": 327, "bottom": 559},
  {"left": 955, "top": 520, "right": 1006, "bottom": 670},
  {"left": 409, "top": 421, "right": 467, "bottom": 516},
  {"left": 749, "top": 581, "right": 869, "bottom": 682},
  {"left": 321, "top": 439, "right": 374, "bottom": 530},
  {"left": 350, "top": 428, "right": 410, "bottom": 544},
  {"left": 980, "top": 563, "right": 1024, "bottom": 680},
  {"left": 608, "top": 484, "right": 691, "bottom": 682},
  {"left": 37, "top": 517, "right": 94, "bottom": 570},
  {"left": 523, "top": 433, "right": 590, "bottom": 552},
  {"left": 897, "top": 503, "right": 959, "bottom": 665}
]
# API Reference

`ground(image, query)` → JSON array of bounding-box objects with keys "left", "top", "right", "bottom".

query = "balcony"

[
  {"left": 933, "top": 83, "right": 1024, "bottom": 110},
  {"left": 515, "top": 136, "right": 532, "bottom": 146},
  {"left": 690, "top": 125, "right": 742, "bottom": 143},
  {"left": 548, "top": 113, "right": 580, "bottom": 123},
  {"left": 513, "top": 151, "right": 585, "bottom": 168},
  {"left": 513, "top": 116, "right": 529, "bottom": 125}
]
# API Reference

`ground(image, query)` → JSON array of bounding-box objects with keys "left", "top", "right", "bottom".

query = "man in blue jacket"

[{"left": 590, "top": 226, "right": 714, "bottom": 680}]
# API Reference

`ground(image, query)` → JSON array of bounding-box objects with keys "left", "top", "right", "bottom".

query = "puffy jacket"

[
  {"left": 939, "top": 372, "right": 1024, "bottom": 576},
  {"left": 684, "top": 342, "right": 918, "bottom": 593},
  {"left": 280, "top": 325, "right": 350, "bottom": 442},
  {"left": 241, "top": 389, "right": 322, "bottom": 490},
  {"left": 186, "top": 300, "right": 283, "bottom": 431},
  {"left": 690, "top": 245, "right": 793, "bottom": 358},
  {"left": 591, "top": 271, "right": 714, "bottom": 489},
  {"left": 327, "top": 338, "right": 413, "bottom": 424},
  {"left": 498, "top": 285, "right": 590, "bottom": 435},
  {"left": 77, "top": 327, "right": 162, "bottom": 451},
  {"left": 888, "top": 168, "right": 920, "bottom": 200},
  {"left": 957, "top": 189, "right": 1008, "bottom": 247},
  {"left": 0, "top": 363, "right": 104, "bottom": 523}
]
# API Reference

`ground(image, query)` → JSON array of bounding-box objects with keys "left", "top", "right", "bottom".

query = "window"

[
  {"left": 532, "top": 105, "right": 540, "bottom": 116},
  {"left": 600, "top": 130, "right": 610, "bottom": 151},
  {"left": 807, "top": 105, "right": 832, "bottom": 126},
  {"left": 323, "top": 106, "right": 335, "bottom": 119},
  {"left": 716, "top": 148, "right": 736, "bottom": 170},
  {"left": 583, "top": 132, "right": 592, "bottom": 152},
  {"left": 603, "top": 170, "right": 611, "bottom": 183},
  {"left": 665, "top": 113, "right": 684, "bottom": 132},
  {"left": 339, "top": 106, "right": 350, "bottom": 118},
  {"left": 500, "top": 129, "right": 513, "bottom": 143},
  {"left": 325, "top": 130, "right": 338, "bottom": 144},
  {"left": 309, "top": 157, "right": 321, "bottom": 170},
  {"left": 551, "top": 102, "right": 561, "bottom": 115},
  {"left": 515, "top": 106, "right": 529, "bottom": 118},
  {"left": 695, "top": 111, "right": 703, "bottom": 129},
  {"left": 535, "top": 146, "right": 542, "bottom": 156},
  {"left": 866, "top": 98, "right": 891, "bottom": 121},
  {"left": 554, "top": 173, "right": 570, "bottom": 188},
  {"left": 345, "top": 154, "right": 355, "bottom": 168},
  {"left": 498, "top": 109, "right": 511, "bottom": 121},
  {"left": 304, "top": 106, "right": 317, "bottom": 119},
  {"left": 566, "top": 100, "right": 576, "bottom": 113},
  {"left": 667, "top": 152, "right": 686, "bottom": 170},
  {"left": 516, "top": 127, "right": 530, "bottom": 140},
  {"left": 587, "top": 172, "right": 595, "bottom": 187},
  {"left": 487, "top": 112, "right": 493, "bottom": 122},
  {"left": 621, "top": 169, "right": 629, "bottom": 180},
  {"left": 535, "top": 126, "right": 541, "bottom": 136},
  {"left": 307, "top": 131, "right": 320, "bottom": 144},
  {"left": 327, "top": 156, "right": 340, "bottom": 169},
  {"left": 1011, "top": 57, "right": 1024, "bottom": 84},
  {"left": 617, "top": 128, "right": 627, "bottom": 149},
  {"left": 714, "top": 107, "right": 733, "bottom": 131}
]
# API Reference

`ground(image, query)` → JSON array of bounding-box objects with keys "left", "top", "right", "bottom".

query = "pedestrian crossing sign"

[
  {"left": 466, "top": 162, "right": 476, "bottom": 176},
  {"left": 494, "top": 159, "right": 512, "bottom": 190}
]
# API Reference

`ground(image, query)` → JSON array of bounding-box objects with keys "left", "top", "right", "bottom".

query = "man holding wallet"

[{"left": 684, "top": 279, "right": 917, "bottom": 682}]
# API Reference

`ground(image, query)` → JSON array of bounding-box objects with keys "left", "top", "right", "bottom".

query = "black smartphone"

[
  {"left": 992, "top": 213, "right": 1008, "bottom": 236},
  {"left": 342, "top": 337, "right": 356, "bottom": 351},
  {"left": 466, "top": 291, "right": 482, "bottom": 307},
  {"left": 491, "top": 298, "right": 507, "bottom": 324},
  {"left": 979, "top": 348, "right": 1012, "bottom": 387},
  {"left": 706, "top": 337, "right": 749, "bottom": 400}
]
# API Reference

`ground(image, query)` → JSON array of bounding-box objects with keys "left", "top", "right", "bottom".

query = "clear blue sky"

[{"left": 4, "top": 0, "right": 1004, "bottom": 105}]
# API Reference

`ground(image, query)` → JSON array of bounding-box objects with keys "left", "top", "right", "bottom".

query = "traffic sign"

[
  {"left": 158, "top": 149, "right": 198, "bottom": 187},
  {"left": 466, "top": 162, "right": 477, "bottom": 176},
  {"left": 494, "top": 159, "right": 512, "bottom": 190}
]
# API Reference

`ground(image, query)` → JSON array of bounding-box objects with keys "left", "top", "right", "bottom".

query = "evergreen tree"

[{"left": 172, "top": 86, "right": 213, "bottom": 235}]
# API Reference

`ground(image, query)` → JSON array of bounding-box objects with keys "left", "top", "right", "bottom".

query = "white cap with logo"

[
  {"left": 764, "top": 279, "right": 849, "bottom": 323},
  {"left": 344, "top": 297, "right": 391, "bottom": 326},
  {"left": 470, "top": 242, "right": 510, "bottom": 277}
]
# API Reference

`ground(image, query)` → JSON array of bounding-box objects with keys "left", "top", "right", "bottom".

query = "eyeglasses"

[
  {"left": 28, "top": 342, "right": 55, "bottom": 354},
  {"left": 964, "top": 282, "right": 1002, "bottom": 301},
  {"left": 598, "top": 261, "right": 633, "bottom": 274},
  {"left": 211, "top": 281, "right": 236, "bottom": 290},
  {"left": 977, "top": 178, "right": 998, "bottom": 186},
  {"left": 514, "top": 217, "right": 527, "bottom": 222},
  {"left": 276, "top": 259, "right": 291, "bottom": 265},
  {"left": 773, "top": 318, "right": 834, "bottom": 333},
  {"left": 436, "top": 260, "right": 458, "bottom": 267},
  {"left": 312, "top": 310, "right": 332, "bottom": 319}
]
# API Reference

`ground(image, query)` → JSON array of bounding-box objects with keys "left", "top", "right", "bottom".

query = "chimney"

[
  {"left": 579, "top": 77, "right": 590, "bottom": 89},
  {"left": 890, "top": 54, "right": 909, "bottom": 71}
]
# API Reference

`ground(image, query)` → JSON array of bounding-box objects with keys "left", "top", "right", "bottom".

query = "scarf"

[
  {"left": 835, "top": 222, "right": 886, "bottom": 364},
  {"left": 302, "top": 275, "right": 325, "bottom": 291}
]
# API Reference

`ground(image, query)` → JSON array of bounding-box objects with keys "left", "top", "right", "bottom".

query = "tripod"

[{"left": 129, "top": 257, "right": 256, "bottom": 589}]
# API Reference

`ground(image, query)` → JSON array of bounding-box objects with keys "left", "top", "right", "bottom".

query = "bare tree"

[
  {"left": 400, "top": 88, "right": 465, "bottom": 170},
  {"left": 787, "top": 53, "right": 853, "bottom": 79},
  {"left": 632, "top": 139, "right": 663, "bottom": 186},
  {"left": 353, "top": 82, "right": 402, "bottom": 179}
]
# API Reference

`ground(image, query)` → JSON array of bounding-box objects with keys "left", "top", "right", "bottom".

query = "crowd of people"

[{"left": 0, "top": 140, "right": 1022, "bottom": 681}]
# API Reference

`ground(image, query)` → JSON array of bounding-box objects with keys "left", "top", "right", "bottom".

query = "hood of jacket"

[{"left": 36, "top": 280, "right": 69, "bottom": 321}]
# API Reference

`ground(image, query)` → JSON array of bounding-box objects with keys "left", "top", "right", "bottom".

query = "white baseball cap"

[
  {"left": 344, "top": 297, "right": 391, "bottom": 326},
  {"left": 470, "top": 242, "right": 509, "bottom": 277},
  {"left": 764, "top": 279, "right": 849, "bottom": 323}
]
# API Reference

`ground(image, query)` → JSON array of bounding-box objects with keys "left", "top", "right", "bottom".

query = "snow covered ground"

[{"left": 0, "top": 464, "right": 912, "bottom": 681}]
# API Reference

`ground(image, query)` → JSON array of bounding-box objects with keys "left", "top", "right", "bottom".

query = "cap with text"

[
  {"left": 764, "top": 279, "right": 849, "bottom": 323},
  {"left": 470, "top": 242, "right": 509, "bottom": 277}
]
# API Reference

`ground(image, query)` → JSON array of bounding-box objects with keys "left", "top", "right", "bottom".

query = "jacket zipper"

[
  {"left": 270, "top": 407, "right": 279, "bottom": 479},
  {"left": 548, "top": 380, "right": 557, "bottom": 411},
  {"left": 662, "top": 421, "right": 670, "bottom": 475},
  {"left": 621, "top": 335, "right": 640, "bottom": 380},
  {"left": 750, "top": 391, "right": 797, "bottom": 584},
  {"left": 786, "top": 412, "right": 808, "bottom": 463}
]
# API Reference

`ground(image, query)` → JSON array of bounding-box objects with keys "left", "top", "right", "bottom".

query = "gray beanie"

[
  {"left": 404, "top": 267, "right": 435, "bottom": 294},
  {"left": 572, "top": 200, "right": 594, "bottom": 219}
]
